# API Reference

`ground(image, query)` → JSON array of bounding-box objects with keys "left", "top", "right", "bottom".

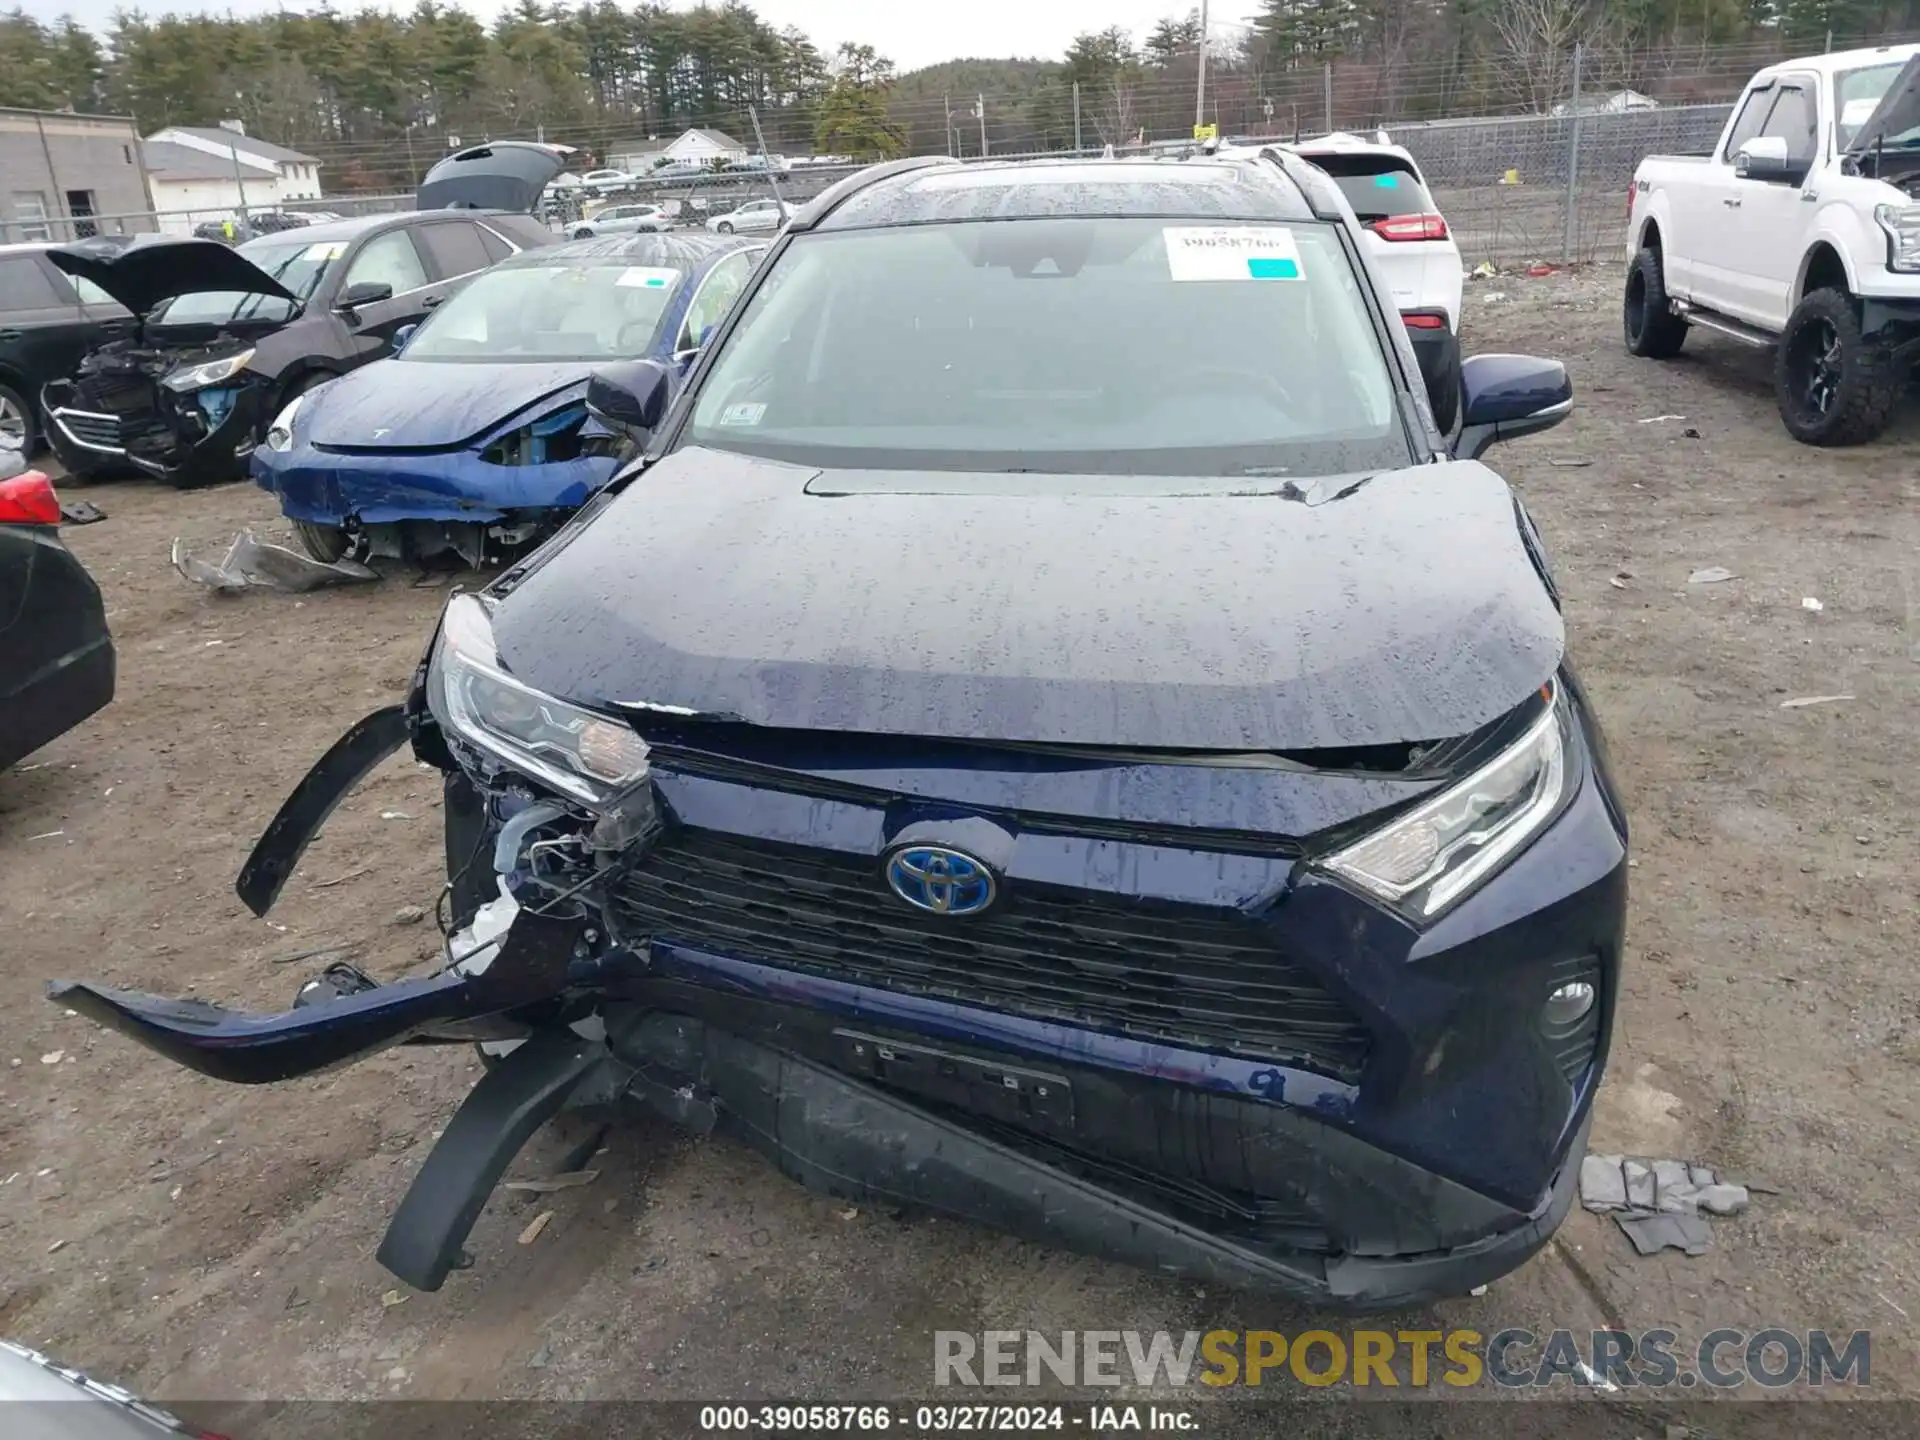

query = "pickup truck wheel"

[
  {"left": 1775, "top": 288, "right": 1900, "bottom": 447},
  {"left": 1623, "top": 248, "right": 1687, "bottom": 358}
]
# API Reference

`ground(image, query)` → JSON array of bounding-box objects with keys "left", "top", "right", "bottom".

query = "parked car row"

[{"left": 46, "top": 143, "right": 1627, "bottom": 1323}]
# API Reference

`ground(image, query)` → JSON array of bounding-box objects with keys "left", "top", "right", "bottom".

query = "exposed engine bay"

[{"left": 43, "top": 335, "right": 265, "bottom": 487}]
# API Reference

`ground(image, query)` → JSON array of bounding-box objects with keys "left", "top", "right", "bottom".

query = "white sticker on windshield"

[
  {"left": 1841, "top": 96, "right": 1881, "bottom": 127},
  {"left": 302, "top": 241, "right": 346, "bottom": 262},
  {"left": 718, "top": 402, "right": 766, "bottom": 426},
  {"left": 617, "top": 266, "right": 680, "bottom": 290},
  {"left": 1164, "top": 226, "right": 1304, "bottom": 282}
]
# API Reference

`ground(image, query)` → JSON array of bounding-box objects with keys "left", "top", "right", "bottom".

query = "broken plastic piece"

[
  {"left": 1617, "top": 1213, "right": 1713, "bottom": 1257},
  {"left": 172, "top": 529, "right": 378, "bottom": 594}
]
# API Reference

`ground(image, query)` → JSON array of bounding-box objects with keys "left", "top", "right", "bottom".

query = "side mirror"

[
  {"left": 392, "top": 323, "right": 418, "bottom": 351},
  {"left": 1734, "top": 136, "right": 1802, "bottom": 184},
  {"left": 1451, "top": 354, "right": 1572, "bottom": 462},
  {"left": 337, "top": 280, "right": 393, "bottom": 310},
  {"left": 585, "top": 358, "right": 673, "bottom": 440}
]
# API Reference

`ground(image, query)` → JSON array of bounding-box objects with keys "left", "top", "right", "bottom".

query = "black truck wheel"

[
  {"left": 1774, "top": 288, "right": 1901, "bottom": 447},
  {"left": 1623, "top": 248, "right": 1688, "bottom": 359}
]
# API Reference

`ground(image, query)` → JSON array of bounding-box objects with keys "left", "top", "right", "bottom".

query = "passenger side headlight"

[
  {"left": 1322, "top": 685, "right": 1572, "bottom": 918},
  {"left": 1875, "top": 204, "right": 1920, "bottom": 273},
  {"left": 163, "top": 348, "right": 256, "bottom": 392},
  {"left": 265, "top": 395, "right": 302, "bottom": 452},
  {"left": 426, "top": 592, "right": 651, "bottom": 807}
]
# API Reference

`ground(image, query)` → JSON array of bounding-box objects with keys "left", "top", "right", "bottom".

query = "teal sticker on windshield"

[
  {"left": 1247, "top": 257, "right": 1299, "bottom": 279},
  {"left": 617, "top": 266, "right": 679, "bottom": 290},
  {"left": 1374, "top": 173, "right": 1401, "bottom": 188}
]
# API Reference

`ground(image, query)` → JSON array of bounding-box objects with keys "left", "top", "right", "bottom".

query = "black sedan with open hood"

[{"left": 40, "top": 142, "right": 569, "bottom": 488}]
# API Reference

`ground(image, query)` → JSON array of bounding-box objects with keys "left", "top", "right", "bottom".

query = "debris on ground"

[
  {"left": 1688, "top": 567, "right": 1736, "bottom": 584},
  {"left": 502, "top": 1170, "right": 599, "bottom": 1194},
  {"left": 1638, "top": 414, "right": 1687, "bottom": 424},
  {"left": 1549, "top": 456, "right": 1594, "bottom": 467},
  {"left": 527, "top": 1345, "right": 552, "bottom": 1370},
  {"left": 380, "top": 810, "right": 414, "bottom": 821},
  {"left": 380, "top": 1289, "right": 408, "bottom": 1309},
  {"left": 40, "top": 1051, "right": 63, "bottom": 1065},
  {"left": 1779, "top": 694, "right": 1853, "bottom": 709},
  {"left": 60, "top": 501, "right": 107, "bottom": 525},
  {"left": 390, "top": 905, "right": 426, "bottom": 927},
  {"left": 1479, "top": 291, "right": 1507, "bottom": 303},
  {"left": 1580, "top": 1155, "right": 1751, "bottom": 1257},
  {"left": 1470, "top": 260, "right": 1498, "bottom": 279},
  {"left": 172, "top": 530, "right": 378, "bottom": 595},
  {"left": 518, "top": 1211, "right": 555, "bottom": 1245},
  {"left": 1801, "top": 597, "right": 1823, "bottom": 612},
  {"left": 1527, "top": 263, "right": 1557, "bottom": 277},
  {"left": 1609, "top": 571, "right": 1632, "bottom": 589}
]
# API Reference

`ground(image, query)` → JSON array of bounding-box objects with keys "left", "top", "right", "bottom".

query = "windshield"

[
  {"left": 400, "top": 260, "right": 684, "bottom": 362},
  {"left": 152, "top": 237, "right": 340, "bottom": 325},
  {"left": 1836, "top": 62, "right": 1920, "bottom": 148},
  {"left": 684, "top": 217, "right": 1408, "bottom": 476}
]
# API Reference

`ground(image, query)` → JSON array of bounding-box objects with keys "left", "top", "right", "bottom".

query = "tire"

[
  {"left": 1623, "top": 247, "right": 1688, "bottom": 359},
  {"left": 1429, "top": 374, "right": 1461, "bottom": 436},
  {"left": 1774, "top": 287, "right": 1901, "bottom": 447},
  {"left": 293, "top": 519, "right": 351, "bottom": 563},
  {"left": 716, "top": 221, "right": 733, "bottom": 234},
  {"left": 0, "top": 380, "right": 35, "bottom": 454},
  {"left": 571, "top": 226, "right": 594, "bottom": 239}
]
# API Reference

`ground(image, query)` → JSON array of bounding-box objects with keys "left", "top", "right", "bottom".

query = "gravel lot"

[{"left": 2, "top": 265, "right": 1916, "bottom": 1432}]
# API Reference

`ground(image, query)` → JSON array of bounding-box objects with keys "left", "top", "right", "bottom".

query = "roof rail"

[
  {"left": 787, "top": 154, "right": 964, "bottom": 232},
  {"left": 1256, "top": 146, "right": 1345, "bottom": 221}
]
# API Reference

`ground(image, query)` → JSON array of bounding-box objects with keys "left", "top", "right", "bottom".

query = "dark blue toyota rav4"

[{"left": 53, "top": 149, "right": 1627, "bottom": 1311}]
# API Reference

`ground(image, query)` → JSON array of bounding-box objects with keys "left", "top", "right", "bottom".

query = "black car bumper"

[
  {"left": 41, "top": 377, "right": 265, "bottom": 485},
  {"left": 1403, "top": 312, "right": 1462, "bottom": 431},
  {"left": 0, "top": 526, "right": 115, "bottom": 770}
]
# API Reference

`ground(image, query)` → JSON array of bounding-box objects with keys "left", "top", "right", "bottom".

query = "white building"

[
  {"left": 661, "top": 128, "right": 747, "bottom": 165},
  {"left": 142, "top": 122, "right": 323, "bottom": 234}
]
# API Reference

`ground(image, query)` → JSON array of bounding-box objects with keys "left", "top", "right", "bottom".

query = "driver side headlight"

[
  {"left": 265, "top": 394, "right": 303, "bottom": 452},
  {"left": 163, "top": 348, "right": 256, "bottom": 392},
  {"left": 1322, "top": 684, "right": 1573, "bottom": 919},
  {"left": 426, "top": 592, "right": 651, "bottom": 807}
]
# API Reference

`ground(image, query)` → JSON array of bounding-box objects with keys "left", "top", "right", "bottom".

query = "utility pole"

[
  {"left": 945, "top": 93, "right": 955, "bottom": 156},
  {"left": 975, "top": 94, "right": 988, "bottom": 156},
  {"left": 1073, "top": 80, "right": 1082, "bottom": 153},
  {"left": 1323, "top": 62, "right": 1334, "bottom": 134},
  {"left": 1194, "top": 0, "right": 1210, "bottom": 132},
  {"left": 229, "top": 140, "right": 249, "bottom": 223}
]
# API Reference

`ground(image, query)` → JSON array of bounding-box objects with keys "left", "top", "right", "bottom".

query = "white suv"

[{"left": 1286, "top": 133, "right": 1466, "bottom": 430}]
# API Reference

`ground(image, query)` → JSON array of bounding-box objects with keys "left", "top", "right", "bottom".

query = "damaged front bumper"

[
  {"left": 42, "top": 375, "right": 265, "bottom": 484},
  {"left": 52, "top": 685, "right": 1623, "bottom": 1310}
]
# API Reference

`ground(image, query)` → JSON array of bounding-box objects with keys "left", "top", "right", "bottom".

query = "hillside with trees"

[{"left": 0, "top": 0, "right": 1913, "bottom": 190}]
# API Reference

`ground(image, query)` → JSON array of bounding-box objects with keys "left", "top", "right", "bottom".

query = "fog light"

[{"left": 1544, "top": 980, "right": 1596, "bottom": 1028}]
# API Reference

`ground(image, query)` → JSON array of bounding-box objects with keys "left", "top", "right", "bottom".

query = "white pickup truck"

[{"left": 1624, "top": 44, "right": 1920, "bottom": 445}]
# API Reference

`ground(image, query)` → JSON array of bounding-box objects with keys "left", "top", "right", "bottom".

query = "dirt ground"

[{"left": 3, "top": 266, "right": 1917, "bottom": 1429}]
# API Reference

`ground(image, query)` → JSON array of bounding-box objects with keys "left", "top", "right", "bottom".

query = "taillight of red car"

[
  {"left": 0, "top": 469, "right": 60, "bottom": 525},
  {"left": 1367, "top": 213, "right": 1449, "bottom": 243}
]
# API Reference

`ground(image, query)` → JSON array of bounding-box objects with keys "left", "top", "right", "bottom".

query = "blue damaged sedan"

[
  {"left": 55, "top": 151, "right": 1627, "bottom": 1312},
  {"left": 252, "top": 230, "right": 766, "bottom": 566}
]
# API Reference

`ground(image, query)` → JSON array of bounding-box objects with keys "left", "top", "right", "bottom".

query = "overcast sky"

[{"left": 29, "top": 0, "right": 1267, "bottom": 72}]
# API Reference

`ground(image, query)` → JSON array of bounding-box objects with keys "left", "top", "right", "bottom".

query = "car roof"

[
  {"left": 1285, "top": 133, "right": 1422, "bottom": 169},
  {"left": 1754, "top": 42, "right": 1920, "bottom": 81},
  {"left": 494, "top": 230, "right": 754, "bottom": 271},
  {"left": 812, "top": 156, "right": 1322, "bottom": 232}
]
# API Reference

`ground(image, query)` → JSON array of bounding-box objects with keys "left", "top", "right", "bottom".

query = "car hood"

[
  {"left": 307, "top": 360, "right": 596, "bottom": 451},
  {"left": 1845, "top": 52, "right": 1920, "bottom": 154},
  {"left": 47, "top": 236, "right": 298, "bottom": 316},
  {"left": 418, "top": 140, "right": 577, "bottom": 212},
  {"left": 489, "top": 448, "right": 1564, "bottom": 750}
]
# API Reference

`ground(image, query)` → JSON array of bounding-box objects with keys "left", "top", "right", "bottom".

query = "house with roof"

[
  {"left": 141, "top": 121, "right": 323, "bottom": 234},
  {"left": 660, "top": 128, "right": 747, "bottom": 165}
]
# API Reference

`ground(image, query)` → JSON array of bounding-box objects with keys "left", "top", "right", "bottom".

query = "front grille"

[
  {"left": 52, "top": 408, "right": 123, "bottom": 450},
  {"left": 611, "top": 828, "right": 1370, "bottom": 1082},
  {"left": 78, "top": 372, "right": 158, "bottom": 420}
]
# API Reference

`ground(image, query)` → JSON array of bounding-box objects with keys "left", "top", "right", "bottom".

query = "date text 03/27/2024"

[{"left": 696, "top": 1405, "right": 1195, "bottom": 1432}]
